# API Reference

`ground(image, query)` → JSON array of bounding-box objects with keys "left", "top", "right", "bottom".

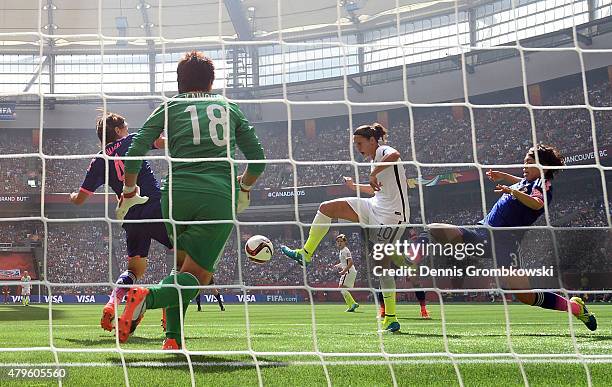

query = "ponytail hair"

[
  {"left": 353, "top": 122, "right": 388, "bottom": 144},
  {"left": 527, "top": 143, "right": 564, "bottom": 180}
]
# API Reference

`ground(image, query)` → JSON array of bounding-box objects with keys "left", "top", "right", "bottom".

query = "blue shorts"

[
  {"left": 459, "top": 227, "right": 522, "bottom": 267},
  {"left": 123, "top": 200, "right": 173, "bottom": 257}
]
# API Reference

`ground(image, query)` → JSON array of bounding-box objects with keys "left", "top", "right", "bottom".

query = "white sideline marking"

[
  {"left": 2, "top": 358, "right": 612, "bottom": 368},
  {"left": 0, "top": 322, "right": 582, "bottom": 328}
]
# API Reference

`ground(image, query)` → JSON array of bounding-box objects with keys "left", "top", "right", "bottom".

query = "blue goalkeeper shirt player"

[
  {"left": 417, "top": 144, "right": 597, "bottom": 331},
  {"left": 70, "top": 112, "right": 173, "bottom": 333},
  {"left": 484, "top": 177, "right": 551, "bottom": 227},
  {"left": 458, "top": 176, "right": 553, "bottom": 261},
  {"left": 80, "top": 132, "right": 162, "bottom": 219}
]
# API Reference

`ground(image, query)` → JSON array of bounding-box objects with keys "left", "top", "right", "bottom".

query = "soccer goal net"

[{"left": 0, "top": 0, "right": 610, "bottom": 385}]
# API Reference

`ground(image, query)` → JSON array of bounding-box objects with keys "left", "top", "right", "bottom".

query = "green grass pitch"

[{"left": 0, "top": 302, "right": 610, "bottom": 386}]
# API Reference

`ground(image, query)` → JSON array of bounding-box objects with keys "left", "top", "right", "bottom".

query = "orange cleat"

[
  {"left": 117, "top": 287, "right": 149, "bottom": 343},
  {"left": 101, "top": 304, "right": 115, "bottom": 332},
  {"left": 162, "top": 338, "right": 180, "bottom": 350},
  {"left": 420, "top": 308, "right": 431, "bottom": 320}
]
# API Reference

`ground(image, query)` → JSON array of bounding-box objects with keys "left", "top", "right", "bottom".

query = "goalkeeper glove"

[
  {"left": 237, "top": 179, "right": 252, "bottom": 214},
  {"left": 116, "top": 185, "right": 149, "bottom": 220}
]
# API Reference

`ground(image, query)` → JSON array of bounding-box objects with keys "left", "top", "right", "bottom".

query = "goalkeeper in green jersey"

[{"left": 115, "top": 51, "right": 265, "bottom": 349}]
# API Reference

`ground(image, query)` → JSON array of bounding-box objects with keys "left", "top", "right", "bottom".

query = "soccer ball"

[{"left": 245, "top": 235, "right": 273, "bottom": 264}]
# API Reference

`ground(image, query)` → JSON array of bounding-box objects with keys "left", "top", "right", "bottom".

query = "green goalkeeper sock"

[
  {"left": 303, "top": 211, "right": 332, "bottom": 259},
  {"left": 165, "top": 302, "right": 190, "bottom": 341},
  {"left": 145, "top": 272, "right": 200, "bottom": 310}
]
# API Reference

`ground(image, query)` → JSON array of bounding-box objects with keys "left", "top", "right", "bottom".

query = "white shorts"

[
  {"left": 345, "top": 197, "right": 406, "bottom": 244},
  {"left": 21, "top": 289, "right": 30, "bottom": 296},
  {"left": 339, "top": 270, "right": 357, "bottom": 288}
]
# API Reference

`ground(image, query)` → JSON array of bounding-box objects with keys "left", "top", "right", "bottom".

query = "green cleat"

[
  {"left": 280, "top": 245, "right": 311, "bottom": 267},
  {"left": 346, "top": 303, "right": 359, "bottom": 312},
  {"left": 571, "top": 297, "right": 597, "bottom": 331},
  {"left": 382, "top": 315, "right": 400, "bottom": 333}
]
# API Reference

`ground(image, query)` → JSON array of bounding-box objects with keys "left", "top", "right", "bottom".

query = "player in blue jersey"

[
  {"left": 412, "top": 144, "right": 597, "bottom": 331},
  {"left": 69, "top": 111, "right": 177, "bottom": 332}
]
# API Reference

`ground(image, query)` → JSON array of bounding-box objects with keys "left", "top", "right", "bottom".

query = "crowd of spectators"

[
  {"left": 0, "top": 222, "right": 42, "bottom": 246},
  {"left": 1, "top": 79, "right": 611, "bottom": 193},
  {"left": 44, "top": 222, "right": 174, "bottom": 295},
  {"left": 0, "top": 75, "right": 610, "bottom": 296},
  {"left": 250, "top": 80, "right": 612, "bottom": 187},
  {"left": 0, "top": 135, "right": 39, "bottom": 193},
  {"left": 0, "top": 187, "right": 608, "bottom": 296}
]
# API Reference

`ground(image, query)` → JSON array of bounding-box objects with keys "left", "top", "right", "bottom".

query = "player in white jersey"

[
  {"left": 282, "top": 123, "right": 408, "bottom": 332},
  {"left": 334, "top": 234, "right": 359, "bottom": 312},
  {"left": 20, "top": 271, "right": 31, "bottom": 306}
]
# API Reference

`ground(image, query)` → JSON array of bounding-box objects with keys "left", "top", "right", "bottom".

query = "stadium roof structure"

[
  {"left": 0, "top": 0, "right": 471, "bottom": 51},
  {"left": 1, "top": 0, "right": 608, "bottom": 95}
]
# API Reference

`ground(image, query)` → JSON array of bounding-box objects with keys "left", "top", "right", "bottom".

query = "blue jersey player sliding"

[
  {"left": 414, "top": 144, "right": 597, "bottom": 331},
  {"left": 70, "top": 111, "right": 179, "bottom": 332}
]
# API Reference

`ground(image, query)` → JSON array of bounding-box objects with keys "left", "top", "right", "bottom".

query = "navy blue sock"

[
  {"left": 117, "top": 270, "right": 136, "bottom": 286},
  {"left": 532, "top": 292, "right": 556, "bottom": 309},
  {"left": 216, "top": 294, "right": 224, "bottom": 310},
  {"left": 531, "top": 291, "right": 579, "bottom": 315},
  {"left": 109, "top": 270, "right": 135, "bottom": 304},
  {"left": 415, "top": 291, "right": 426, "bottom": 302},
  {"left": 377, "top": 289, "right": 385, "bottom": 306}
]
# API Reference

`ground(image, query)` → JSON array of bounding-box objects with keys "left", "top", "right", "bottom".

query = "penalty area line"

[{"left": 3, "top": 358, "right": 612, "bottom": 368}]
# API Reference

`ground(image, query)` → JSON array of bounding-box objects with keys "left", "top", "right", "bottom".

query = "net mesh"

[{"left": 0, "top": 0, "right": 611, "bottom": 386}]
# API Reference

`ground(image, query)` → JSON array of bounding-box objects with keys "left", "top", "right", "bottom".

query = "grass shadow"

[
  {"left": 398, "top": 317, "right": 436, "bottom": 322},
  {"left": 0, "top": 305, "right": 67, "bottom": 321},
  {"left": 99, "top": 355, "right": 287, "bottom": 375},
  {"left": 64, "top": 336, "right": 198, "bottom": 346},
  {"left": 396, "top": 331, "right": 463, "bottom": 339},
  {"left": 511, "top": 333, "right": 612, "bottom": 340}
]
